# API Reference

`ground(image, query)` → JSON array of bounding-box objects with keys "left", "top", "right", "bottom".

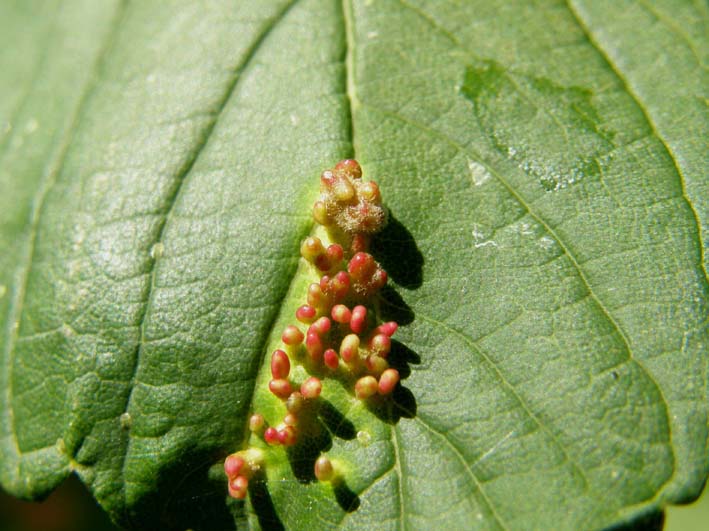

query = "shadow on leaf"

[
  {"left": 127, "top": 445, "right": 234, "bottom": 531},
  {"left": 318, "top": 398, "right": 357, "bottom": 440},
  {"left": 333, "top": 479, "right": 360, "bottom": 513},
  {"left": 285, "top": 400, "right": 333, "bottom": 483},
  {"left": 248, "top": 470, "right": 285, "bottom": 531},
  {"left": 378, "top": 286, "right": 415, "bottom": 326},
  {"left": 372, "top": 213, "right": 424, "bottom": 289},
  {"left": 282, "top": 399, "right": 362, "bottom": 513},
  {"left": 604, "top": 510, "right": 664, "bottom": 531}
]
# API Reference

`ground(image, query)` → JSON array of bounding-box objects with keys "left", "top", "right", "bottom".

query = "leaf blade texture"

[{"left": 0, "top": 1, "right": 707, "bottom": 530}]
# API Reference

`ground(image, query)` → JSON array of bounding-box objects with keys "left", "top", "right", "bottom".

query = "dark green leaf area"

[{"left": 0, "top": 1, "right": 707, "bottom": 530}]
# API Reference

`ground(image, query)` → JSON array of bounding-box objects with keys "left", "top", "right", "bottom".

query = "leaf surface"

[{"left": 0, "top": 1, "right": 707, "bottom": 530}]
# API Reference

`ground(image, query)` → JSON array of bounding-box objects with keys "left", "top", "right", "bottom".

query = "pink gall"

[
  {"left": 348, "top": 253, "right": 387, "bottom": 295},
  {"left": 350, "top": 306, "right": 367, "bottom": 334},
  {"left": 309, "top": 316, "right": 331, "bottom": 336},
  {"left": 330, "top": 271, "right": 351, "bottom": 300},
  {"left": 340, "top": 334, "right": 360, "bottom": 363},
  {"left": 269, "top": 378, "right": 292, "bottom": 399},
  {"left": 355, "top": 376, "right": 379, "bottom": 399},
  {"left": 331, "top": 304, "right": 351, "bottom": 324},
  {"left": 305, "top": 331, "right": 323, "bottom": 361},
  {"left": 295, "top": 304, "right": 317, "bottom": 324},
  {"left": 326, "top": 243, "right": 344, "bottom": 263},
  {"left": 270, "top": 349, "right": 290, "bottom": 379},
  {"left": 333, "top": 176, "right": 356, "bottom": 202},
  {"left": 224, "top": 454, "right": 245, "bottom": 478},
  {"left": 312, "top": 243, "right": 344, "bottom": 273},
  {"left": 307, "top": 283, "right": 326, "bottom": 310},
  {"left": 375, "top": 321, "right": 398, "bottom": 337},
  {"left": 229, "top": 475, "right": 249, "bottom": 499},
  {"left": 264, "top": 427, "right": 280, "bottom": 445},
  {"left": 320, "top": 170, "right": 335, "bottom": 189},
  {"left": 359, "top": 181, "right": 380, "bottom": 202},
  {"left": 278, "top": 425, "right": 297, "bottom": 446},
  {"left": 348, "top": 252, "right": 375, "bottom": 278},
  {"left": 301, "top": 376, "right": 322, "bottom": 399},
  {"left": 369, "top": 334, "right": 391, "bottom": 357},
  {"left": 378, "top": 368, "right": 400, "bottom": 395},
  {"left": 281, "top": 325, "right": 304, "bottom": 346},
  {"left": 323, "top": 348, "right": 339, "bottom": 370}
]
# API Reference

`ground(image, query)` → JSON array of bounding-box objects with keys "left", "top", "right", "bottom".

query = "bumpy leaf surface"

[{"left": 1, "top": 1, "right": 707, "bottom": 530}]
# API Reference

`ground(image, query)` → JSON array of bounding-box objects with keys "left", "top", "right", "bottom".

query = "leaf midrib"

[{"left": 338, "top": 3, "right": 505, "bottom": 527}]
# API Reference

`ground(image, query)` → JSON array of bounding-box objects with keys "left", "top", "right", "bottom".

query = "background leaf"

[{"left": 1, "top": 1, "right": 707, "bottom": 530}]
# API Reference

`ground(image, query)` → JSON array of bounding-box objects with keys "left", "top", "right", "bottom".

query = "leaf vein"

[
  {"left": 117, "top": 0, "right": 302, "bottom": 508},
  {"left": 412, "top": 416, "right": 509, "bottom": 531},
  {"left": 361, "top": 102, "right": 675, "bottom": 472},
  {"left": 565, "top": 1, "right": 708, "bottom": 289},
  {"left": 391, "top": 425, "right": 406, "bottom": 531},
  {"left": 412, "top": 309, "right": 594, "bottom": 488},
  {"left": 1, "top": 0, "right": 129, "bottom": 476}
]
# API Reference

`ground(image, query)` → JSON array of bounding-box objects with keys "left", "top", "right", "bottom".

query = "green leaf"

[{"left": 1, "top": 1, "right": 707, "bottom": 530}]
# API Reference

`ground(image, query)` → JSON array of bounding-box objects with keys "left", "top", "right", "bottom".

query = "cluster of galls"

[
  {"left": 224, "top": 448, "right": 264, "bottom": 500},
  {"left": 313, "top": 158, "right": 387, "bottom": 258},
  {"left": 225, "top": 160, "right": 398, "bottom": 499}
]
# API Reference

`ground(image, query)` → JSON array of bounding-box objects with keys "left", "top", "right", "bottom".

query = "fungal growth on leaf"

[{"left": 224, "top": 160, "right": 400, "bottom": 501}]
